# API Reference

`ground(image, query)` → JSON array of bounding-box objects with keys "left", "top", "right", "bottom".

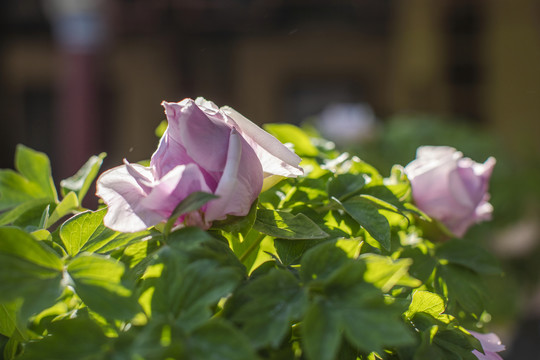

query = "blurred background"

[{"left": 1, "top": 0, "right": 540, "bottom": 358}]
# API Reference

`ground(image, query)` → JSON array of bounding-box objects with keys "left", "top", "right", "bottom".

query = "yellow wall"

[{"left": 484, "top": 0, "right": 540, "bottom": 157}]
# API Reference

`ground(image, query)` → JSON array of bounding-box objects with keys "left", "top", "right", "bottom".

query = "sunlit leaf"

[
  {"left": 46, "top": 191, "right": 79, "bottom": 228},
  {"left": 60, "top": 153, "right": 106, "bottom": 202},
  {"left": 254, "top": 209, "right": 328, "bottom": 240},
  {"left": 0, "top": 302, "right": 26, "bottom": 341},
  {"left": 14, "top": 145, "right": 57, "bottom": 203},
  {"left": 264, "top": 124, "right": 319, "bottom": 157},
  {"left": 404, "top": 291, "right": 449, "bottom": 323},
  {"left": 0, "top": 199, "right": 52, "bottom": 227},
  {"left": 336, "top": 197, "right": 391, "bottom": 250},
  {"left": 59, "top": 208, "right": 155, "bottom": 257},
  {"left": 327, "top": 173, "right": 366, "bottom": 201},
  {"left": 361, "top": 254, "right": 421, "bottom": 292}
]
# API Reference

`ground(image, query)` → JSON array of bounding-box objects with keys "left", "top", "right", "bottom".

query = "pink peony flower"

[
  {"left": 405, "top": 146, "right": 496, "bottom": 238},
  {"left": 97, "top": 97, "right": 303, "bottom": 232},
  {"left": 469, "top": 331, "right": 505, "bottom": 360}
]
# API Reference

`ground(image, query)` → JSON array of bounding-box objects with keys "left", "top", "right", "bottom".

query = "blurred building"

[
  {"left": 2, "top": 1, "right": 540, "bottom": 358},
  {"left": 1, "top": 0, "right": 540, "bottom": 177}
]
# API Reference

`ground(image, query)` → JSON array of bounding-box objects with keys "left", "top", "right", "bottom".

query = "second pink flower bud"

[{"left": 405, "top": 146, "right": 496, "bottom": 238}]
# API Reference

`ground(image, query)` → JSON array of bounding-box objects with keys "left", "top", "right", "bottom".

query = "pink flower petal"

[
  {"left": 470, "top": 331, "right": 505, "bottom": 360},
  {"left": 160, "top": 100, "right": 230, "bottom": 173},
  {"left": 97, "top": 162, "right": 211, "bottom": 232},
  {"left": 205, "top": 128, "right": 263, "bottom": 221},
  {"left": 221, "top": 105, "right": 303, "bottom": 178},
  {"left": 96, "top": 164, "right": 164, "bottom": 232},
  {"left": 140, "top": 163, "right": 211, "bottom": 218}
]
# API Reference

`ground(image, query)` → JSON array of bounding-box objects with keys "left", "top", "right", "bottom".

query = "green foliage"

[
  {"left": 264, "top": 123, "right": 319, "bottom": 156},
  {"left": 229, "top": 268, "right": 306, "bottom": 348},
  {"left": 253, "top": 209, "right": 328, "bottom": 240},
  {"left": 60, "top": 153, "right": 106, "bottom": 202},
  {"left": 0, "top": 145, "right": 57, "bottom": 212},
  {"left": 0, "top": 131, "right": 503, "bottom": 360}
]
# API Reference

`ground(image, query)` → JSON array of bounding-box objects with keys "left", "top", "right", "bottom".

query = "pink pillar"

[
  {"left": 56, "top": 52, "right": 100, "bottom": 179},
  {"left": 45, "top": 0, "right": 106, "bottom": 179}
]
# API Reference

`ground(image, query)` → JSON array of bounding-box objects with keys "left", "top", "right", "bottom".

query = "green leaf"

[
  {"left": 59, "top": 208, "right": 155, "bottom": 257},
  {"left": 361, "top": 254, "right": 421, "bottom": 292},
  {"left": 436, "top": 264, "right": 487, "bottom": 316},
  {"left": 225, "top": 229, "right": 266, "bottom": 270},
  {"left": 360, "top": 185, "right": 412, "bottom": 217},
  {"left": 436, "top": 239, "right": 501, "bottom": 275},
  {"left": 155, "top": 119, "right": 168, "bottom": 138},
  {"left": 404, "top": 291, "right": 449, "bottom": 323},
  {"left": 300, "top": 241, "right": 349, "bottom": 283},
  {"left": 67, "top": 254, "right": 138, "bottom": 320},
  {"left": 399, "top": 247, "right": 438, "bottom": 283},
  {"left": 281, "top": 176, "right": 332, "bottom": 207},
  {"left": 275, "top": 238, "right": 321, "bottom": 266},
  {"left": 0, "top": 146, "right": 58, "bottom": 211},
  {"left": 302, "top": 299, "right": 342, "bottom": 360},
  {"left": 87, "top": 229, "right": 157, "bottom": 255},
  {"left": 14, "top": 145, "right": 57, "bottom": 202},
  {"left": 38, "top": 204, "right": 50, "bottom": 229},
  {"left": 3, "top": 335, "right": 20, "bottom": 360},
  {"left": 166, "top": 227, "right": 245, "bottom": 272},
  {"left": 0, "top": 302, "right": 26, "bottom": 341},
  {"left": 16, "top": 317, "right": 109, "bottom": 360},
  {"left": 264, "top": 124, "right": 319, "bottom": 157},
  {"left": 348, "top": 159, "right": 383, "bottom": 183},
  {"left": 46, "top": 191, "right": 79, "bottom": 228},
  {"left": 60, "top": 152, "right": 106, "bottom": 202},
  {"left": 341, "top": 296, "right": 415, "bottom": 354},
  {"left": 0, "top": 227, "right": 62, "bottom": 274},
  {"left": 144, "top": 229, "right": 245, "bottom": 327},
  {"left": 300, "top": 247, "right": 415, "bottom": 356},
  {"left": 0, "top": 199, "right": 52, "bottom": 227},
  {"left": 414, "top": 325, "right": 479, "bottom": 360},
  {"left": 0, "top": 170, "right": 51, "bottom": 212},
  {"left": 0, "top": 228, "right": 63, "bottom": 318},
  {"left": 59, "top": 209, "right": 109, "bottom": 256},
  {"left": 31, "top": 228, "right": 53, "bottom": 242},
  {"left": 335, "top": 238, "right": 363, "bottom": 258},
  {"left": 149, "top": 255, "right": 242, "bottom": 330},
  {"left": 327, "top": 173, "right": 366, "bottom": 202},
  {"left": 413, "top": 325, "right": 445, "bottom": 360},
  {"left": 323, "top": 209, "right": 361, "bottom": 238},
  {"left": 164, "top": 192, "right": 219, "bottom": 235},
  {"left": 231, "top": 269, "right": 307, "bottom": 348},
  {"left": 337, "top": 197, "right": 391, "bottom": 250},
  {"left": 187, "top": 319, "right": 259, "bottom": 360},
  {"left": 211, "top": 200, "right": 258, "bottom": 235},
  {"left": 13, "top": 203, "right": 52, "bottom": 230},
  {"left": 385, "top": 165, "right": 412, "bottom": 199},
  {"left": 253, "top": 209, "right": 328, "bottom": 240}
]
